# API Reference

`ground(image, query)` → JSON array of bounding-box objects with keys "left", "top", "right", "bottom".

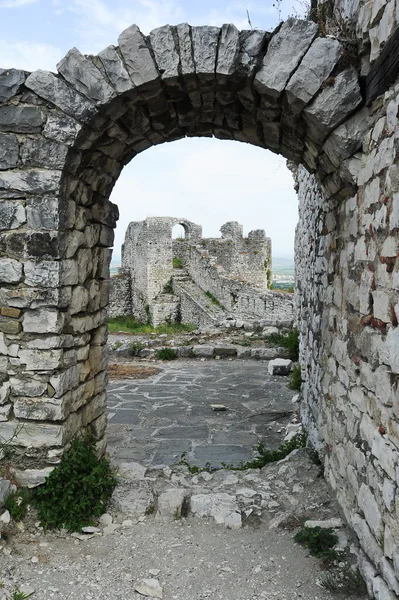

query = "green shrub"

[
  {"left": 33, "top": 433, "right": 116, "bottom": 532},
  {"left": 288, "top": 365, "right": 302, "bottom": 390},
  {"left": 155, "top": 348, "right": 177, "bottom": 360},
  {"left": 3, "top": 489, "right": 31, "bottom": 521},
  {"left": 172, "top": 257, "right": 183, "bottom": 269},
  {"left": 294, "top": 526, "right": 339, "bottom": 559},
  {"left": 266, "top": 328, "right": 299, "bottom": 360}
]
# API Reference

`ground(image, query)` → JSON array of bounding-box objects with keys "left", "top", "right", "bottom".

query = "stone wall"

[
  {"left": 108, "top": 269, "right": 132, "bottom": 318},
  {"left": 199, "top": 221, "right": 272, "bottom": 289},
  {"left": 295, "top": 87, "right": 399, "bottom": 600}
]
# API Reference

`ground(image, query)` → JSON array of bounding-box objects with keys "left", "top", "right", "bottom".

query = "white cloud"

[
  {"left": 68, "top": 0, "right": 184, "bottom": 53},
  {"left": 0, "top": 40, "right": 62, "bottom": 71},
  {"left": 110, "top": 138, "right": 297, "bottom": 259}
]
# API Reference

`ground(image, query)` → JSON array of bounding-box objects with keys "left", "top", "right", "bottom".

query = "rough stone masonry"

[
  {"left": 109, "top": 216, "right": 293, "bottom": 327},
  {"left": 0, "top": 2, "right": 399, "bottom": 596}
]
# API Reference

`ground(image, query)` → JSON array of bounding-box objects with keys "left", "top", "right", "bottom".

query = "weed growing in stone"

[
  {"left": 33, "top": 433, "right": 116, "bottom": 532},
  {"left": 266, "top": 328, "right": 299, "bottom": 360},
  {"left": 288, "top": 365, "right": 302, "bottom": 390},
  {"left": 155, "top": 348, "right": 177, "bottom": 360},
  {"left": 3, "top": 490, "right": 30, "bottom": 521},
  {"left": 204, "top": 291, "right": 225, "bottom": 309},
  {"left": 128, "top": 342, "right": 144, "bottom": 356},
  {"left": 178, "top": 433, "right": 307, "bottom": 473},
  {"left": 11, "top": 590, "right": 30, "bottom": 600},
  {"left": 238, "top": 432, "right": 307, "bottom": 470},
  {"left": 172, "top": 257, "right": 183, "bottom": 269},
  {"left": 294, "top": 526, "right": 339, "bottom": 559}
]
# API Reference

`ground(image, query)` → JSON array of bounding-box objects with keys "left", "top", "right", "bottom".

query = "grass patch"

[
  {"left": 288, "top": 365, "right": 302, "bottom": 390},
  {"left": 155, "top": 347, "right": 178, "bottom": 360},
  {"left": 172, "top": 257, "right": 183, "bottom": 269},
  {"left": 33, "top": 432, "right": 116, "bottom": 532},
  {"left": 108, "top": 316, "right": 195, "bottom": 335}
]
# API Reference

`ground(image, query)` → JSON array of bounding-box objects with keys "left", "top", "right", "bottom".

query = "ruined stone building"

[
  {"left": 1, "top": 1, "right": 399, "bottom": 595},
  {"left": 109, "top": 217, "right": 294, "bottom": 326}
]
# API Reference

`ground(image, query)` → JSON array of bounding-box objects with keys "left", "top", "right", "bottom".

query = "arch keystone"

[{"left": 118, "top": 24, "right": 160, "bottom": 94}]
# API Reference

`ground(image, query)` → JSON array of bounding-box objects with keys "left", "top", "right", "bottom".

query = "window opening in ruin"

[{"left": 172, "top": 224, "right": 188, "bottom": 241}]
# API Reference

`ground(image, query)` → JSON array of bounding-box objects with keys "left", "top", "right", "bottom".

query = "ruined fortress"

[
  {"left": 109, "top": 217, "right": 294, "bottom": 326},
  {"left": 1, "top": 0, "right": 399, "bottom": 595}
]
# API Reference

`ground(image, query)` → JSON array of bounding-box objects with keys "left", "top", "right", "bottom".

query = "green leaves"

[{"left": 33, "top": 432, "right": 116, "bottom": 532}]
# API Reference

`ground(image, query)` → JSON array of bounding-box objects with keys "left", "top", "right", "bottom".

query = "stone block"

[
  {"left": 149, "top": 25, "right": 180, "bottom": 82},
  {"left": 358, "top": 483, "right": 383, "bottom": 536},
  {"left": 57, "top": 47, "right": 115, "bottom": 105},
  {"left": 255, "top": 18, "right": 318, "bottom": 100},
  {"left": 26, "top": 70, "right": 96, "bottom": 123},
  {"left": 0, "top": 68, "right": 25, "bottom": 103},
  {"left": 20, "top": 138, "right": 68, "bottom": 170},
  {"left": 304, "top": 67, "right": 362, "bottom": 144},
  {"left": 191, "top": 26, "right": 220, "bottom": 79},
  {"left": 252, "top": 348, "right": 284, "bottom": 360},
  {"left": 267, "top": 358, "right": 292, "bottom": 375},
  {"left": 236, "top": 347, "right": 251, "bottom": 359},
  {"left": 214, "top": 346, "right": 237, "bottom": 357},
  {"left": 0, "top": 169, "right": 62, "bottom": 195},
  {"left": 43, "top": 112, "right": 82, "bottom": 146},
  {"left": 286, "top": 37, "right": 342, "bottom": 113},
  {"left": 192, "top": 345, "right": 214, "bottom": 357},
  {"left": 0, "top": 258, "right": 22, "bottom": 283},
  {"left": 25, "top": 260, "right": 60, "bottom": 288},
  {"left": 118, "top": 25, "right": 159, "bottom": 91},
  {"left": 0, "top": 134, "right": 19, "bottom": 170},
  {"left": 19, "top": 348, "right": 63, "bottom": 371},
  {"left": 0, "top": 105, "right": 43, "bottom": 133},
  {"left": 23, "top": 308, "right": 64, "bottom": 334},
  {"left": 156, "top": 488, "right": 188, "bottom": 519},
  {"left": 0, "top": 318, "right": 21, "bottom": 334},
  {"left": 97, "top": 45, "right": 132, "bottom": 94},
  {"left": 9, "top": 377, "right": 47, "bottom": 398},
  {"left": 217, "top": 24, "right": 240, "bottom": 77},
  {"left": 11, "top": 467, "right": 54, "bottom": 488}
]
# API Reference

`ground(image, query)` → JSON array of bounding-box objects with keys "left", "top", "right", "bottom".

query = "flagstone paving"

[{"left": 107, "top": 360, "right": 297, "bottom": 469}]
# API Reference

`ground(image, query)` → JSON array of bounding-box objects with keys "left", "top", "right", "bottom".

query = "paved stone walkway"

[{"left": 107, "top": 360, "right": 296, "bottom": 469}]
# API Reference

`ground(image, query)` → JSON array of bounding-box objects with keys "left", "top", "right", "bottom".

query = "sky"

[{"left": 0, "top": 0, "right": 306, "bottom": 259}]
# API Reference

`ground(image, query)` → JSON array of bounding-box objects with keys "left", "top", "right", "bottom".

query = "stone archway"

[{"left": 0, "top": 18, "right": 365, "bottom": 480}]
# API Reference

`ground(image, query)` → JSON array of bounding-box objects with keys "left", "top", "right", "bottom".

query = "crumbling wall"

[{"left": 201, "top": 222, "right": 272, "bottom": 289}]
